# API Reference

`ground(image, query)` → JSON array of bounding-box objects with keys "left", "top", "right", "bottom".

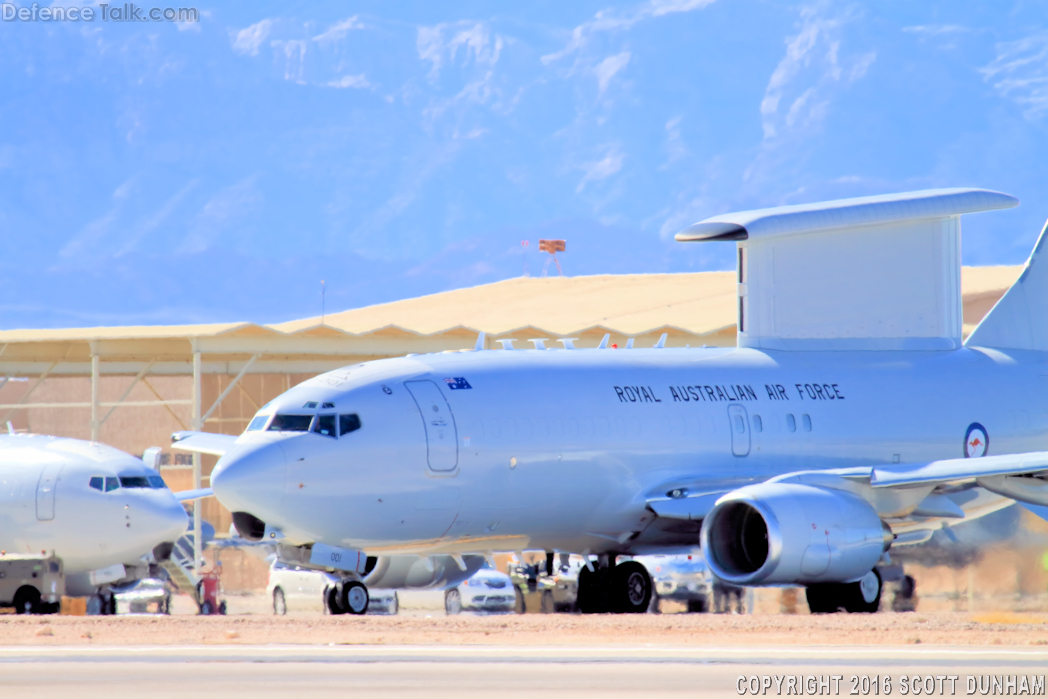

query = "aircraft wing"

[
  {"left": 170, "top": 431, "right": 237, "bottom": 456},
  {"left": 868, "top": 451, "right": 1048, "bottom": 488},
  {"left": 175, "top": 488, "right": 213, "bottom": 501}
]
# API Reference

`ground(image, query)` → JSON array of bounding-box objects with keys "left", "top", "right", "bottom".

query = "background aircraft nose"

[{"left": 210, "top": 441, "right": 288, "bottom": 520}]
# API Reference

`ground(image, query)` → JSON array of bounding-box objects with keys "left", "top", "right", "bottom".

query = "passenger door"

[
  {"left": 404, "top": 380, "right": 459, "bottom": 472},
  {"left": 727, "top": 405, "right": 750, "bottom": 457},
  {"left": 36, "top": 463, "right": 62, "bottom": 521}
]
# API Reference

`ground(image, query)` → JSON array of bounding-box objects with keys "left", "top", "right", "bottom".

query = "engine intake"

[{"left": 700, "top": 483, "right": 892, "bottom": 585}]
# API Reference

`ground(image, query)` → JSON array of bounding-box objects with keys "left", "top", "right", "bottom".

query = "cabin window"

[
  {"left": 339, "top": 414, "right": 362, "bottom": 436},
  {"left": 120, "top": 476, "right": 151, "bottom": 488},
  {"left": 752, "top": 415, "right": 763, "bottom": 433},
  {"left": 314, "top": 414, "right": 337, "bottom": 438},
  {"left": 246, "top": 416, "right": 268, "bottom": 431},
  {"left": 89, "top": 476, "right": 103, "bottom": 491},
  {"left": 148, "top": 475, "right": 166, "bottom": 489},
  {"left": 802, "top": 414, "right": 812, "bottom": 432},
  {"left": 268, "top": 414, "right": 314, "bottom": 432},
  {"left": 105, "top": 477, "right": 120, "bottom": 492},
  {"left": 786, "top": 414, "right": 796, "bottom": 433}
]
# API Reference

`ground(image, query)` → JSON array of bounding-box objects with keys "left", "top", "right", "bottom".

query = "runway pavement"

[{"left": 1, "top": 644, "right": 1044, "bottom": 698}]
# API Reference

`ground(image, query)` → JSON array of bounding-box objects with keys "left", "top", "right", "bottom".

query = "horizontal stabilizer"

[{"left": 170, "top": 431, "right": 237, "bottom": 456}]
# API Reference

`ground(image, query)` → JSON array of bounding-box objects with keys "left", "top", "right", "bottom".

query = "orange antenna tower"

[{"left": 538, "top": 239, "right": 565, "bottom": 277}]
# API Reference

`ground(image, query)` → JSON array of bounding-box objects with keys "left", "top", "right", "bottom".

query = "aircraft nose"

[{"left": 210, "top": 441, "right": 288, "bottom": 521}]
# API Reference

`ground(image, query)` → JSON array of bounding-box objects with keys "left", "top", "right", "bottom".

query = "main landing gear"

[
  {"left": 806, "top": 569, "right": 882, "bottom": 614},
  {"left": 576, "top": 559, "right": 652, "bottom": 614},
  {"left": 326, "top": 580, "right": 369, "bottom": 615}
]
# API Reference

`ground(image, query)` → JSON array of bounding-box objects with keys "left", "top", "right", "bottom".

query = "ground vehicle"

[
  {"left": 0, "top": 554, "right": 63, "bottom": 614},
  {"left": 267, "top": 561, "right": 398, "bottom": 615},
  {"left": 111, "top": 577, "right": 171, "bottom": 614},
  {"left": 444, "top": 565, "right": 515, "bottom": 614},
  {"left": 509, "top": 556, "right": 582, "bottom": 613},
  {"left": 197, "top": 567, "right": 227, "bottom": 615},
  {"left": 636, "top": 554, "right": 712, "bottom": 613}
]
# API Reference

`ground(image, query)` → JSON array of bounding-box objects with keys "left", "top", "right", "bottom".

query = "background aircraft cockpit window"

[
  {"left": 340, "top": 414, "right": 362, "bottom": 436},
  {"left": 89, "top": 476, "right": 103, "bottom": 491},
  {"left": 313, "top": 414, "right": 337, "bottom": 437},
  {"left": 246, "top": 415, "right": 269, "bottom": 431},
  {"left": 268, "top": 414, "right": 314, "bottom": 431},
  {"left": 148, "top": 475, "right": 166, "bottom": 489},
  {"left": 105, "top": 476, "right": 119, "bottom": 492},
  {"left": 120, "top": 476, "right": 152, "bottom": 488},
  {"left": 303, "top": 402, "right": 318, "bottom": 409}
]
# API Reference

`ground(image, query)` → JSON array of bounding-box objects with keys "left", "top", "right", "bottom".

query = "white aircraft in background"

[
  {"left": 0, "top": 433, "right": 191, "bottom": 612},
  {"left": 177, "top": 188, "right": 1048, "bottom": 615}
]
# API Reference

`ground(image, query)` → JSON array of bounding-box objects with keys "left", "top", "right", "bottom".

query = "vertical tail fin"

[{"left": 965, "top": 220, "right": 1048, "bottom": 351}]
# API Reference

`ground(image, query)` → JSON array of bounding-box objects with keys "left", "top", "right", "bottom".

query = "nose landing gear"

[{"left": 577, "top": 559, "right": 652, "bottom": 614}]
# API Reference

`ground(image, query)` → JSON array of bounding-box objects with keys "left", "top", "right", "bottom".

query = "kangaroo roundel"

[{"left": 964, "top": 422, "right": 989, "bottom": 458}]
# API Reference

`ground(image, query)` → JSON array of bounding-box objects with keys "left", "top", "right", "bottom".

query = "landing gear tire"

[
  {"left": 610, "top": 561, "right": 652, "bottom": 614},
  {"left": 445, "top": 588, "right": 463, "bottom": 615},
  {"left": 687, "top": 598, "right": 708, "bottom": 614},
  {"left": 891, "top": 574, "right": 918, "bottom": 612},
  {"left": 541, "top": 590, "right": 555, "bottom": 614},
  {"left": 326, "top": 586, "right": 345, "bottom": 615},
  {"left": 273, "top": 588, "right": 287, "bottom": 616},
  {"left": 341, "top": 581, "right": 369, "bottom": 615},
  {"left": 13, "top": 586, "right": 40, "bottom": 615},
  {"left": 389, "top": 592, "right": 399, "bottom": 616},
  {"left": 576, "top": 565, "right": 605, "bottom": 614},
  {"left": 806, "top": 569, "right": 882, "bottom": 614},
  {"left": 201, "top": 601, "right": 214, "bottom": 616}
]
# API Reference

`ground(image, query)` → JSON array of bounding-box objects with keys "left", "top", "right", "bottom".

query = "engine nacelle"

[
  {"left": 363, "top": 554, "right": 485, "bottom": 590},
  {"left": 700, "top": 483, "right": 892, "bottom": 585}
]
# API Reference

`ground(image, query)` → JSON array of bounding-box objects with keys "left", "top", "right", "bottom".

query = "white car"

[
  {"left": 266, "top": 561, "right": 398, "bottom": 615},
  {"left": 444, "top": 565, "right": 515, "bottom": 615}
]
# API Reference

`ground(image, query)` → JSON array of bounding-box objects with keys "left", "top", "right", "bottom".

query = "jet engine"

[
  {"left": 363, "top": 554, "right": 485, "bottom": 590},
  {"left": 700, "top": 483, "right": 892, "bottom": 585}
]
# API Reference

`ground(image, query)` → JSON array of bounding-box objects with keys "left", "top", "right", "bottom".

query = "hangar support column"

[
  {"left": 90, "top": 342, "right": 99, "bottom": 443},
  {"left": 192, "top": 339, "right": 202, "bottom": 572}
]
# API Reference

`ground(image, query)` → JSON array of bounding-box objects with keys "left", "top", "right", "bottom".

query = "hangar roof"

[{"left": 0, "top": 266, "right": 1023, "bottom": 376}]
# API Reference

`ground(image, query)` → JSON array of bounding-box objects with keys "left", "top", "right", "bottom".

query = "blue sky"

[{"left": 1, "top": 1, "right": 1047, "bottom": 327}]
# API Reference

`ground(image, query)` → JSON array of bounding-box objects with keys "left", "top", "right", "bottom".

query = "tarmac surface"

[
  {"left": 0, "top": 612, "right": 1046, "bottom": 697},
  {"left": 1, "top": 643, "right": 1046, "bottom": 698}
]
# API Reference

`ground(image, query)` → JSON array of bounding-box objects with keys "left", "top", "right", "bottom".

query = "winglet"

[
  {"left": 528, "top": 339, "right": 548, "bottom": 350},
  {"left": 557, "top": 338, "right": 577, "bottom": 349},
  {"left": 495, "top": 339, "right": 516, "bottom": 350},
  {"left": 597, "top": 334, "right": 610, "bottom": 349},
  {"left": 625, "top": 338, "right": 634, "bottom": 349},
  {"left": 474, "top": 332, "right": 486, "bottom": 351},
  {"left": 654, "top": 333, "right": 667, "bottom": 349}
]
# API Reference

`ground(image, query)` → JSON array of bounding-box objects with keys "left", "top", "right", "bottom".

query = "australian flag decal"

[{"left": 444, "top": 377, "right": 472, "bottom": 390}]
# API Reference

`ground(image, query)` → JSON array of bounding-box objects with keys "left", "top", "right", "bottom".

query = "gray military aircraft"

[{"left": 175, "top": 188, "right": 1048, "bottom": 615}]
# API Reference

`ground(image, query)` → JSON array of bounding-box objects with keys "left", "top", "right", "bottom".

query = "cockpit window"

[
  {"left": 120, "top": 476, "right": 152, "bottom": 488},
  {"left": 322, "top": 402, "right": 335, "bottom": 409},
  {"left": 303, "top": 402, "right": 318, "bottom": 409},
  {"left": 247, "top": 416, "right": 269, "bottom": 432},
  {"left": 313, "top": 414, "right": 337, "bottom": 438},
  {"left": 89, "top": 476, "right": 103, "bottom": 491},
  {"left": 148, "top": 475, "right": 166, "bottom": 489},
  {"left": 340, "top": 414, "right": 362, "bottom": 436},
  {"left": 105, "top": 477, "right": 119, "bottom": 492},
  {"left": 268, "top": 414, "right": 314, "bottom": 432}
]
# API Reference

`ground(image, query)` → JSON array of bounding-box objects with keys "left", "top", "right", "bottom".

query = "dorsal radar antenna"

[
  {"left": 675, "top": 188, "right": 1018, "bottom": 351},
  {"left": 539, "top": 239, "right": 566, "bottom": 277}
]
